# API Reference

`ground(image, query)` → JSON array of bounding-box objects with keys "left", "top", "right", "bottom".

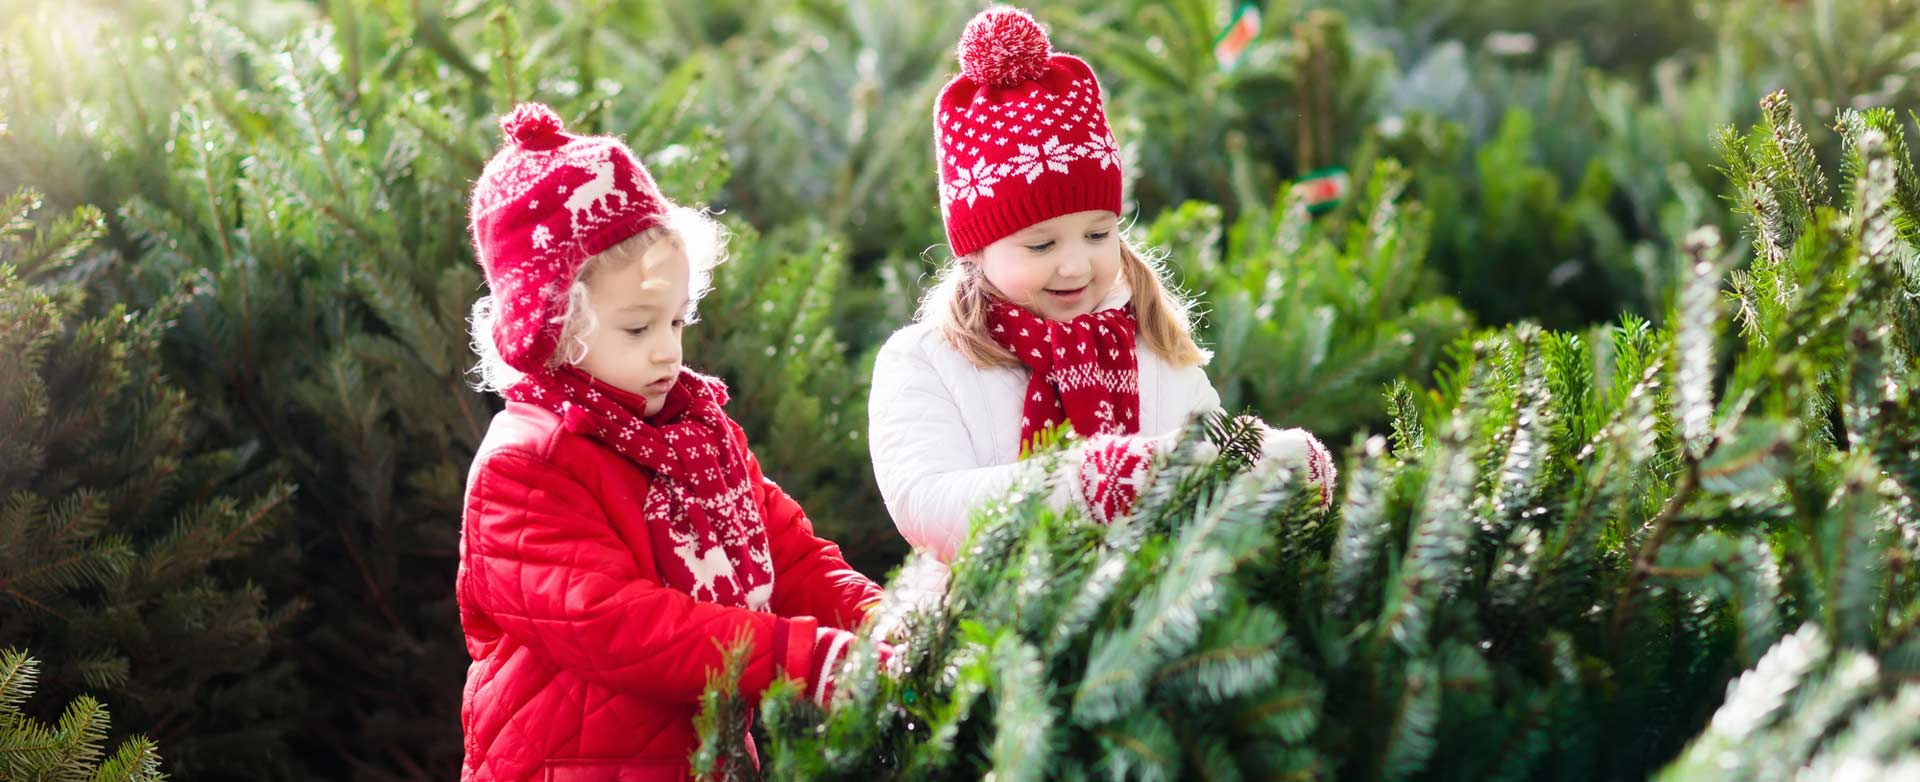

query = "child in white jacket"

[{"left": 868, "top": 6, "right": 1335, "bottom": 571}]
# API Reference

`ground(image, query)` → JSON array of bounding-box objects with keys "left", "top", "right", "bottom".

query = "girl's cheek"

[
  {"left": 984, "top": 255, "right": 1050, "bottom": 302},
  {"left": 1016, "top": 263, "right": 1053, "bottom": 296}
]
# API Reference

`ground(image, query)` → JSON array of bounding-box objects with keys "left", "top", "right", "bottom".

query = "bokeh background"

[{"left": 1, "top": 0, "right": 1915, "bottom": 779}]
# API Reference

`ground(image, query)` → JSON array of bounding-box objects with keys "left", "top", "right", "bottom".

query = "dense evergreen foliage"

[{"left": 1, "top": 1, "right": 1913, "bottom": 778}]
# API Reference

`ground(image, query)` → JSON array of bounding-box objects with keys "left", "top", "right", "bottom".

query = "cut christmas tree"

[{"left": 697, "top": 92, "right": 1920, "bottom": 782}]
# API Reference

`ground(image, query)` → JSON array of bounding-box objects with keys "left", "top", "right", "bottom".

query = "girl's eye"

[
  {"left": 1087, "top": 231, "right": 1110, "bottom": 241},
  {"left": 1024, "top": 240, "right": 1056, "bottom": 253},
  {"left": 623, "top": 327, "right": 648, "bottom": 336},
  {"left": 671, "top": 319, "right": 688, "bottom": 329}
]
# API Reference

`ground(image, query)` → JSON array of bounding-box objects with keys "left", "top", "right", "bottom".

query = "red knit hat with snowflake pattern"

[
  {"left": 934, "top": 6, "right": 1123, "bottom": 258},
  {"left": 468, "top": 103, "right": 672, "bottom": 373}
]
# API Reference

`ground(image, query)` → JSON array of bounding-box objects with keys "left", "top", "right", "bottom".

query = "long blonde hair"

[{"left": 918, "top": 236, "right": 1209, "bottom": 370}]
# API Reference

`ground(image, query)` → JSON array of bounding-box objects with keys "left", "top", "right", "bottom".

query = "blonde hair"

[
  {"left": 918, "top": 234, "right": 1209, "bottom": 369},
  {"left": 468, "top": 205, "right": 727, "bottom": 392}
]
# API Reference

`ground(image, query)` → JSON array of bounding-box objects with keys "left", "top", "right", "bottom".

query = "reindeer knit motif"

[
  {"left": 561, "top": 149, "right": 631, "bottom": 236},
  {"left": 468, "top": 103, "right": 673, "bottom": 374},
  {"left": 504, "top": 366, "right": 775, "bottom": 611}
]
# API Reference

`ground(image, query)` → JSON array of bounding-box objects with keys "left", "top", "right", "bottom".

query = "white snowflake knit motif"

[{"left": 937, "top": 77, "right": 1118, "bottom": 214}]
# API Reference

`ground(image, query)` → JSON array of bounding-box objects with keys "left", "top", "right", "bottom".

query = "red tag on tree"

[
  {"left": 1213, "top": 2, "right": 1262, "bottom": 71},
  {"left": 1298, "top": 167, "right": 1349, "bottom": 215}
]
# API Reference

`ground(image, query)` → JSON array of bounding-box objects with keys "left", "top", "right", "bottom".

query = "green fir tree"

[
  {"left": 1, "top": 186, "right": 300, "bottom": 779},
  {"left": 698, "top": 92, "right": 1920, "bottom": 782},
  {"left": 0, "top": 648, "right": 167, "bottom": 782}
]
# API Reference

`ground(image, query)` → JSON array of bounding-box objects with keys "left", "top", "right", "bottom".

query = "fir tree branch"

[{"left": 1611, "top": 460, "right": 1701, "bottom": 637}]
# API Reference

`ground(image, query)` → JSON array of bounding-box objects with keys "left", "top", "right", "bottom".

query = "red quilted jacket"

[{"left": 457, "top": 401, "right": 882, "bottom": 782}]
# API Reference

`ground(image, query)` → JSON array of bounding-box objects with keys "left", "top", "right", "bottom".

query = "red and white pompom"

[
  {"left": 500, "top": 102, "right": 565, "bottom": 147},
  {"left": 957, "top": 6, "right": 1053, "bottom": 87}
]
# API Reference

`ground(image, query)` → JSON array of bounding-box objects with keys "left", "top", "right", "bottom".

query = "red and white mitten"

[
  {"left": 1064, "top": 434, "right": 1161, "bottom": 525},
  {"left": 802, "top": 628, "right": 898, "bottom": 708},
  {"left": 1243, "top": 418, "right": 1337, "bottom": 509},
  {"left": 802, "top": 627, "right": 855, "bottom": 707}
]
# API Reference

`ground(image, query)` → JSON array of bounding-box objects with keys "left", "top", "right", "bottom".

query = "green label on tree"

[
  {"left": 1298, "top": 167, "right": 1349, "bottom": 214},
  {"left": 1213, "top": 2, "right": 1263, "bottom": 71}
]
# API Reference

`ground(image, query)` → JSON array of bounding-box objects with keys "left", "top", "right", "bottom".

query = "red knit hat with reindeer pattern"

[
  {"left": 469, "top": 103, "right": 671, "bottom": 373},
  {"left": 935, "top": 6, "right": 1123, "bottom": 257}
]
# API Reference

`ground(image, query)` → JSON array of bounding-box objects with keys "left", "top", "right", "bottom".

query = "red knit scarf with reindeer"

[
  {"left": 988, "top": 298, "right": 1142, "bottom": 454},
  {"left": 503, "top": 366, "right": 773, "bottom": 611}
]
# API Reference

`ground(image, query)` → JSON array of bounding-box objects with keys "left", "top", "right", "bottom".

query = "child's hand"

[
  {"left": 1068, "top": 434, "right": 1161, "bottom": 525},
  {"left": 1065, "top": 428, "right": 1229, "bottom": 526},
  {"left": 1236, "top": 416, "right": 1337, "bottom": 509},
  {"left": 808, "top": 629, "right": 900, "bottom": 709}
]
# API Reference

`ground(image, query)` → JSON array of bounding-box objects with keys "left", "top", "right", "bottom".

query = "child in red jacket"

[{"left": 456, "top": 103, "right": 881, "bottom": 782}]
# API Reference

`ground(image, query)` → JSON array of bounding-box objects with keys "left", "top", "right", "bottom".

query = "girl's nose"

[
  {"left": 653, "top": 342, "right": 681, "bottom": 365},
  {"left": 1058, "top": 254, "right": 1091, "bottom": 279}
]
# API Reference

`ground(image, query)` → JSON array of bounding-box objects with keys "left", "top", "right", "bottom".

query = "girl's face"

[
  {"left": 973, "top": 210, "right": 1122, "bottom": 321},
  {"left": 574, "top": 239, "right": 690, "bottom": 415}
]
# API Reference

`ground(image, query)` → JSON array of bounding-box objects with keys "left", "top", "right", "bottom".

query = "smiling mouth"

[{"left": 1046, "top": 285, "right": 1089, "bottom": 296}]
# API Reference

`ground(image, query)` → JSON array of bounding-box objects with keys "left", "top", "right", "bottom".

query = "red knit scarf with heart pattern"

[{"left": 986, "top": 297, "right": 1142, "bottom": 454}]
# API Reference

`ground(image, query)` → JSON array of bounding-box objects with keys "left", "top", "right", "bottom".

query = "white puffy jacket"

[{"left": 866, "top": 284, "right": 1222, "bottom": 564}]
